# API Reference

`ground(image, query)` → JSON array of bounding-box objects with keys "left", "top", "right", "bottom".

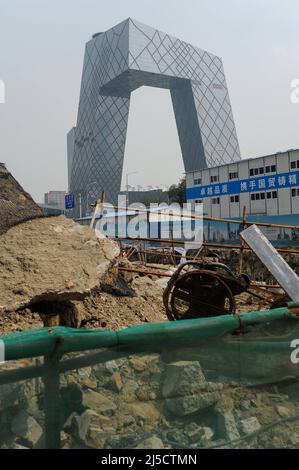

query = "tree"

[{"left": 168, "top": 178, "right": 186, "bottom": 205}]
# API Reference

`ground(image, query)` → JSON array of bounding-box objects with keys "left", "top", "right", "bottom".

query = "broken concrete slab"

[
  {"left": 11, "top": 410, "right": 43, "bottom": 447},
  {"left": 81, "top": 389, "right": 117, "bottom": 415},
  {"left": 165, "top": 390, "right": 221, "bottom": 417},
  {"left": 217, "top": 410, "right": 240, "bottom": 441},
  {"left": 71, "top": 409, "right": 105, "bottom": 441},
  {"left": 0, "top": 216, "right": 119, "bottom": 317},
  {"left": 162, "top": 361, "right": 206, "bottom": 398}
]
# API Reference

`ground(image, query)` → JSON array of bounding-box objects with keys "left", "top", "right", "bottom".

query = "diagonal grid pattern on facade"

[{"left": 69, "top": 18, "right": 240, "bottom": 214}]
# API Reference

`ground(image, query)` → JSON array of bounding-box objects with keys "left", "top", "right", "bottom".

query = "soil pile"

[
  {"left": 0, "top": 163, "right": 43, "bottom": 235},
  {"left": 0, "top": 216, "right": 120, "bottom": 317}
]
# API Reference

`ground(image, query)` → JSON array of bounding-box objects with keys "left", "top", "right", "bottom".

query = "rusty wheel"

[{"left": 164, "top": 269, "right": 236, "bottom": 321}]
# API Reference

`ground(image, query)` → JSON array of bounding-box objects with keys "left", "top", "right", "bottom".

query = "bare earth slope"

[{"left": 0, "top": 163, "right": 43, "bottom": 235}]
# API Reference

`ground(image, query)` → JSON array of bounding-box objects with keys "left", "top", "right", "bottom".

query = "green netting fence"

[{"left": 1, "top": 304, "right": 299, "bottom": 449}]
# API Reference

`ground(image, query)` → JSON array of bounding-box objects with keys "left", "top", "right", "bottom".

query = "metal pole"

[
  {"left": 103, "top": 203, "right": 299, "bottom": 231},
  {"left": 44, "top": 352, "right": 61, "bottom": 449},
  {"left": 239, "top": 206, "right": 247, "bottom": 275},
  {"left": 112, "top": 235, "right": 299, "bottom": 255},
  {"left": 78, "top": 193, "right": 82, "bottom": 219}
]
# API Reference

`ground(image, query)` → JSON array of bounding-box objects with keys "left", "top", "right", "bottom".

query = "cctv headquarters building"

[{"left": 67, "top": 18, "right": 241, "bottom": 216}]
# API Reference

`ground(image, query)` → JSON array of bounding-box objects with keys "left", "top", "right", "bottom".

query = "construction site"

[
  {"left": 1, "top": 163, "right": 299, "bottom": 450},
  {"left": 0, "top": 3, "right": 298, "bottom": 454}
]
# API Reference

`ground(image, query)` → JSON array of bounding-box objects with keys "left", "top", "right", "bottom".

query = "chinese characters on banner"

[{"left": 187, "top": 171, "right": 299, "bottom": 200}]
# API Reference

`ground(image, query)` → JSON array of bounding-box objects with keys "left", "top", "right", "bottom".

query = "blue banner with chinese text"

[{"left": 187, "top": 171, "right": 299, "bottom": 200}]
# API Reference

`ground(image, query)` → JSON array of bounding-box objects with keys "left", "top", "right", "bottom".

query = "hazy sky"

[{"left": 0, "top": 0, "right": 298, "bottom": 201}]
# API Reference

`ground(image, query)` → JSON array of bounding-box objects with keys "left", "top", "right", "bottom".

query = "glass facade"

[{"left": 69, "top": 18, "right": 241, "bottom": 214}]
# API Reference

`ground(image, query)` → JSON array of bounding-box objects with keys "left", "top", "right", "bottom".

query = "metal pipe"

[
  {"left": 239, "top": 206, "right": 247, "bottom": 274},
  {"left": 103, "top": 203, "right": 299, "bottom": 230},
  {"left": 119, "top": 267, "right": 289, "bottom": 290},
  {"left": 119, "top": 266, "right": 172, "bottom": 277},
  {"left": 115, "top": 236, "right": 299, "bottom": 255}
]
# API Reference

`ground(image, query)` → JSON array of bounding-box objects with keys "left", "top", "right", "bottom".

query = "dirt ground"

[
  {"left": 0, "top": 268, "right": 263, "bottom": 334},
  {"left": 0, "top": 274, "right": 167, "bottom": 334}
]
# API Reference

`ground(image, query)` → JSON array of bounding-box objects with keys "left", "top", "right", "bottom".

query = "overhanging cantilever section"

[{"left": 70, "top": 18, "right": 240, "bottom": 212}]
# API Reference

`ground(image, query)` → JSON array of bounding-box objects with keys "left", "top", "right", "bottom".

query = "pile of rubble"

[
  {"left": 0, "top": 165, "right": 171, "bottom": 333},
  {"left": 0, "top": 260, "right": 262, "bottom": 334},
  {"left": 0, "top": 215, "right": 120, "bottom": 326},
  {"left": 1, "top": 355, "right": 299, "bottom": 449},
  {"left": 0, "top": 164, "right": 267, "bottom": 333},
  {"left": 195, "top": 248, "right": 299, "bottom": 285},
  {"left": 1, "top": 166, "right": 298, "bottom": 450},
  {"left": 0, "top": 164, "right": 148, "bottom": 333},
  {"left": 0, "top": 163, "right": 43, "bottom": 236},
  {"left": 0, "top": 263, "right": 170, "bottom": 334}
]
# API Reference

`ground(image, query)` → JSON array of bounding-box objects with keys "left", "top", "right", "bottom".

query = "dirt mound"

[
  {"left": 0, "top": 216, "right": 120, "bottom": 318},
  {"left": 0, "top": 263, "right": 262, "bottom": 334},
  {"left": 1, "top": 275, "right": 168, "bottom": 334},
  {"left": 0, "top": 163, "right": 43, "bottom": 235}
]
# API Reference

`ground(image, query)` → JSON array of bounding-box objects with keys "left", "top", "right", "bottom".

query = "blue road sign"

[{"left": 65, "top": 193, "right": 75, "bottom": 210}]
